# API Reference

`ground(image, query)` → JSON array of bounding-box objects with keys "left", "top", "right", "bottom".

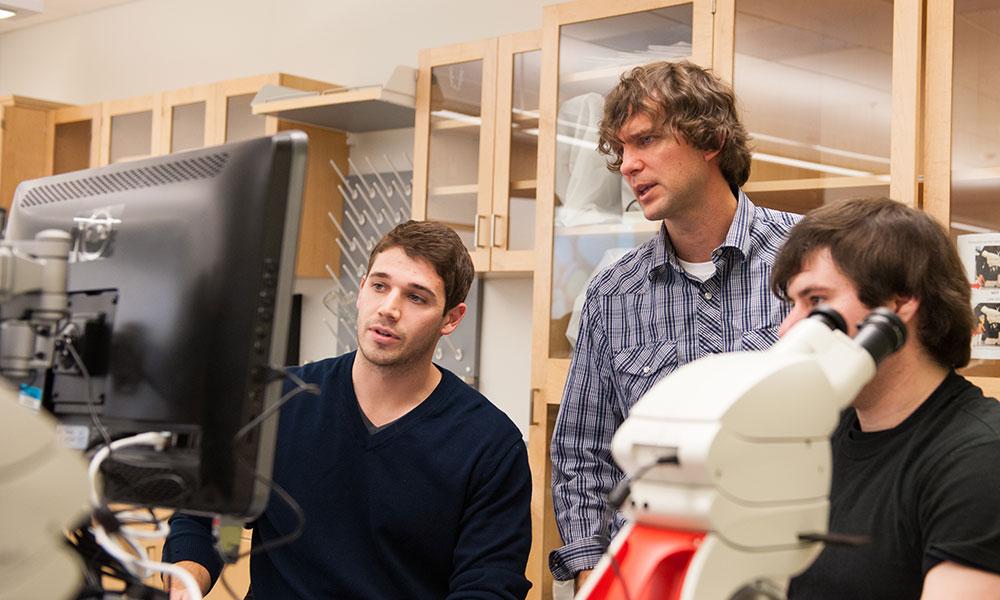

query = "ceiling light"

[{"left": 0, "top": 1, "right": 42, "bottom": 19}]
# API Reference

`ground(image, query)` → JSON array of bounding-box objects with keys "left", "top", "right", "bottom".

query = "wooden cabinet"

[
  {"left": 412, "top": 31, "right": 541, "bottom": 274},
  {"left": 0, "top": 95, "right": 67, "bottom": 211},
  {"left": 30, "top": 74, "right": 348, "bottom": 279}
]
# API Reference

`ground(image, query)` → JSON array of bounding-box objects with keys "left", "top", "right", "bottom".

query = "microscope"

[{"left": 578, "top": 307, "right": 906, "bottom": 600}]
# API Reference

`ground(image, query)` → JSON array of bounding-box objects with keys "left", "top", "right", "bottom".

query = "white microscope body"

[{"left": 580, "top": 309, "right": 905, "bottom": 600}]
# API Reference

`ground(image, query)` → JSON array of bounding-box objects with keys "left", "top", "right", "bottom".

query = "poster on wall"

[{"left": 958, "top": 233, "right": 1000, "bottom": 360}]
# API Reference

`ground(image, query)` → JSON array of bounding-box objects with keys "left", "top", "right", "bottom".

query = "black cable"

[
  {"left": 62, "top": 333, "right": 113, "bottom": 451},
  {"left": 228, "top": 367, "right": 318, "bottom": 560},
  {"left": 596, "top": 454, "right": 680, "bottom": 600}
]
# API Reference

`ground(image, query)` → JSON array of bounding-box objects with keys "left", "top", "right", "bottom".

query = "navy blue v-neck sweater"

[{"left": 165, "top": 352, "right": 532, "bottom": 599}]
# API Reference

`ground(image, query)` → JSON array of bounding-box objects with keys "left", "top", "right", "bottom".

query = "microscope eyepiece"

[
  {"left": 807, "top": 305, "right": 848, "bottom": 333},
  {"left": 853, "top": 307, "right": 907, "bottom": 365}
]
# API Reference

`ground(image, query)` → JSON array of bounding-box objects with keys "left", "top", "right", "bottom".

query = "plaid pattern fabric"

[{"left": 549, "top": 191, "right": 800, "bottom": 580}]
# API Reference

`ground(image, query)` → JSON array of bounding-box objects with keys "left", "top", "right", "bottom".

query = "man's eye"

[
  {"left": 808, "top": 295, "right": 825, "bottom": 306},
  {"left": 639, "top": 135, "right": 654, "bottom": 146},
  {"left": 371, "top": 282, "right": 386, "bottom": 291},
  {"left": 409, "top": 294, "right": 425, "bottom": 304}
]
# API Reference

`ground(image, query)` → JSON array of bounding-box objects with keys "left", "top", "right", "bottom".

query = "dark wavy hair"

[
  {"left": 367, "top": 220, "right": 474, "bottom": 314},
  {"left": 598, "top": 60, "right": 752, "bottom": 189},
  {"left": 771, "top": 198, "right": 975, "bottom": 368}
]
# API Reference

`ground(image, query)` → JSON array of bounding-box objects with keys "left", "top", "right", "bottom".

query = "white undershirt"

[{"left": 678, "top": 258, "right": 716, "bottom": 282}]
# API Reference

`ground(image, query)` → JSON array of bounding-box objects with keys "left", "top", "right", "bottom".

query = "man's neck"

[
  {"left": 664, "top": 179, "right": 738, "bottom": 263},
  {"left": 352, "top": 352, "right": 442, "bottom": 427},
  {"left": 852, "top": 345, "right": 949, "bottom": 432}
]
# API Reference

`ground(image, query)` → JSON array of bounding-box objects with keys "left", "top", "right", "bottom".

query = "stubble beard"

[{"left": 356, "top": 324, "right": 440, "bottom": 372}]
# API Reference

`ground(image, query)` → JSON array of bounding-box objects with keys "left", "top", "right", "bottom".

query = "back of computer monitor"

[{"left": 5, "top": 131, "right": 308, "bottom": 518}]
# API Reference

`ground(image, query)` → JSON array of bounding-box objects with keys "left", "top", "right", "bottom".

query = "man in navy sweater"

[{"left": 164, "top": 221, "right": 532, "bottom": 599}]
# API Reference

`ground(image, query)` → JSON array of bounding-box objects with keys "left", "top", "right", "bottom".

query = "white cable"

[
  {"left": 87, "top": 431, "right": 171, "bottom": 507},
  {"left": 86, "top": 431, "right": 203, "bottom": 598}
]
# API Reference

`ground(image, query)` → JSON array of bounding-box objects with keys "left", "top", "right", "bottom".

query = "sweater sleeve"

[
  {"left": 163, "top": 512, "right": 225, "bottom": 587},
  {"left": 447, "top": 439, "right": 533, "bottom": 600}
]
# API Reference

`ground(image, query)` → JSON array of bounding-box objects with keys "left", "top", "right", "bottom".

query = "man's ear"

[
  {"left": 703, "top": 134, "right": 725, "bottom": 162},
  {"left": 891, "top": 295, "right": 920, "bottom": 324},
  {"left": 440, "top": 302, "right": 467, "bottom": 336},
  {"left": 356, "top": 275, "right": 367, "bottom": 310}
]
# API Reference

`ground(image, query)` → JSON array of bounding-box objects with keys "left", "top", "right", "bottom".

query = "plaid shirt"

[{"left": 549, "top": 191, "right": 799, "bottom": 580}]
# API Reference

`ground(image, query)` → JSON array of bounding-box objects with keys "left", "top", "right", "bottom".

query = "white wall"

[
  {"left": 0, "top": 0, "right": 545, "bottom": 103},
  {"left": 0, "top": 0, "right": 542, "bottom": 431}
]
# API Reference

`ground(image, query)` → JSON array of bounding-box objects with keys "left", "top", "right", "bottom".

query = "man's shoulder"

[
  {"left": 436, "top": 368, "right": 524, "bottom": 445},
  {"left": 911, "top": 376, "right": 1000, "bottom": 472},
  {"left": 746, "top": 201, "right": 800, "bottom": 238},
  {"left": 584, "top": 237, "right": 658, "bottom": 298},
  {"left": 288, "top": 352, "right": 351, "bottom": 383}
]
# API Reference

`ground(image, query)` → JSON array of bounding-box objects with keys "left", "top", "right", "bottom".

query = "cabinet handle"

[
  {"left": 473, "top": 214, "right": 488, "bottom": 248},
  {"left": 490, "top": 214, "right": 502, "bottom": 248}
]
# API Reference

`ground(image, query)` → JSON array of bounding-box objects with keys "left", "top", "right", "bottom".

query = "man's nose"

[
  {"left": 621, "top": 147, "right": 641, "bottom": 178},
  {"left": 777, "top": 308, "right": 803, "bottom": 338},
  {"left": 378, "top": 292, "right": 402, "bottom": 319}
]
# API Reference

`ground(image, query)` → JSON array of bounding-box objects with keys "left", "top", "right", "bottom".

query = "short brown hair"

[
  {"left": 598, "top": 60, "right": 752, "bottom": 189},
  {"left": 367, "top": 220, "right": 474, "bottom": 313},
  {"left": 771, "top": 198, "right": 974, "bottom": 368}
]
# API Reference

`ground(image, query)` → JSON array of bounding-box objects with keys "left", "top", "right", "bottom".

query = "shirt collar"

[{"left": 647, "top": 188, "right": 756, "bottom": 279}]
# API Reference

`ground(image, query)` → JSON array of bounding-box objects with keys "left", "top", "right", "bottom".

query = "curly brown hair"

[{"left": 597, "top": 60, "right": 752, "bottom": 189}]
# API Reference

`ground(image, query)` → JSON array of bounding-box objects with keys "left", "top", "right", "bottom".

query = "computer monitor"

[{"left": 4, "top": 131, "right": 307, "bottom": 519}]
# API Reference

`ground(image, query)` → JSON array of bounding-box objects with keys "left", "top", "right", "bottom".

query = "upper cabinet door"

[
  {"left": 491, "top": 30, "right": 542, "bottom": 273},
  {"left": 925, "top": 0, "right": 1000, "bottom": 239},
  {"left": 100, "top": 94, "right": 162, "bottom": 166},
  {"left": 535, "top": 0, "right": 713, "bottom": 367},
  {"left": 161, "top": 85, "right": 215, "bottom": 154},
  {"left": 413, "top": 39, "right": 499, "bottom": 272},
  {"left": 724, "top": 0, "right": 921, "bottom": 213}
]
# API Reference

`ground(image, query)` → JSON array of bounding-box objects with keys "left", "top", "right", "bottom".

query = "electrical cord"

[
  {"left": 177, "top": 367, "right": 319, "bottom": 599},
  {"left": 61, "top": 329, "right": 113, "bottom": 450},
  {"left": 87, "top": 430, "right": 204, "bottom": 600}
]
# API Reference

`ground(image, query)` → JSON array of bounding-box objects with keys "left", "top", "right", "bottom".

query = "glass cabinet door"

[
  {"left": 540, "top": 0, "right": 710, "bottom": 365},
  {"left": 413, "top": 40, "right": 498, "bottom": 271},
  {"left": 731, "top": 0, "right": 900, "bottom": 214},
  {"left": 162, "top": 85, "right": 214, "bottom": 153},
  {"left": 490, "top": 31, "right": 542, "bottom": 272},
  {"left": 948, "top": 0, "right": 1000, "bottom": 238},
  {"left": 101, "top": 95, "right": 162, "bottom": 166}
]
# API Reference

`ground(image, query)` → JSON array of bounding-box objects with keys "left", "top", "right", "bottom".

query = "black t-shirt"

[{"left": 789, "top": 371, "right": 1000, "bottom": 599}]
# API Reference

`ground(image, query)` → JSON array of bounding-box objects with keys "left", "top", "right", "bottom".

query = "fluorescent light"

[
  {"left": 751, "top": 132, "right": 891, "bottom": 166},
  {"left": 0, "top": 9, "right": 15, "bottom": 18},
  {"left": 752, "top": 152, "right": 880, "bottom": 178},
  {"left": 951, "top": 221, "right": 996, "bottom": 234}
]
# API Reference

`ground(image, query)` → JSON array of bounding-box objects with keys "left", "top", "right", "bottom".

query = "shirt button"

[
  {"left": 703, "top": 291, "right": 713, "bottom": 300},
  {"left": 642, "top": 366, "right": 651, "bottom": 374}
]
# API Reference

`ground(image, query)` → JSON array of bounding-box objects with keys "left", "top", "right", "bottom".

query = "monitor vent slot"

[{"left": 19, "top": 152, "right": 230, "bottom": 208}]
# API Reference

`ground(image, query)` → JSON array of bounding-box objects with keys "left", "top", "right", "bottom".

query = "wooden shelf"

[
  {"left": 510, "top": 179, "right": 537, "bottom": 192},
  {"left": 253, "top": 85, "right": 415, "bottom": 133},
  {"left": 954, "top": 166, "right": 1000, "bottom": 182},
  {"left": 554, "top": 219, "right": 659, "bottom": 236},
  {"left": 429, "top": 183, "right": 478, "bottom": 196}
]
